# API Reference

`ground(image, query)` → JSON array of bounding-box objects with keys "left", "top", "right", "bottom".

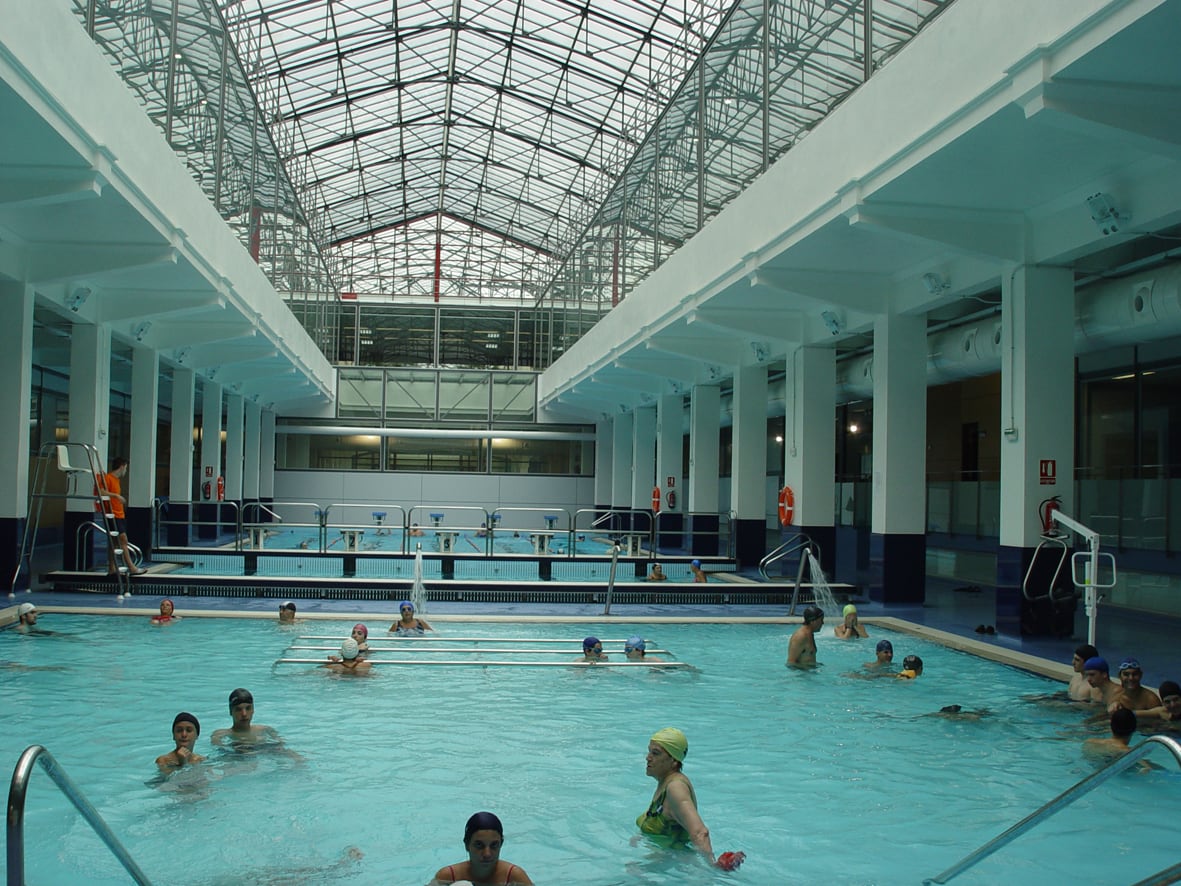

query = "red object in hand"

[{"left": 716, "top": 851, "right": 745, "bottom": 871}]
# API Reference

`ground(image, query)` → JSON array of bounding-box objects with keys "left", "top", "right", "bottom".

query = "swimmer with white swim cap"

[
  {"left": 324, "top": 637, "right": 372, "bottom": 673},
  {"left": 430, "top": 811, "right": 532, "bottom": 885}
]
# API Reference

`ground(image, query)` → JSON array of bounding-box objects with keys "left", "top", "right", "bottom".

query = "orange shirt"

[{"left": 95, "top": 472, "right": 125, "bottom": 519}]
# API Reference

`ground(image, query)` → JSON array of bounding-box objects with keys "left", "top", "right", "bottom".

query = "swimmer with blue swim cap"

[
  {"left": 625, "top": 636, "right": 647, "bottom": 660},
  {"left": 689, "top": 559, "right": 707, "bottom": 583},
  {"left": 1083, "top": 656, "right": 1122, "bottom": 707},
  {"left": 865, "top": 639, "right": 894, "bottom": 670},
  {"left": 579, "top": 636, "right": 608, "bottom": 663},
  {"left": 390, "top": 601, "right": 433, "bottom": 635}
]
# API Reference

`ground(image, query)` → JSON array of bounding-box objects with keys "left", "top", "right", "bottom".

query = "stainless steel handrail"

[
  {"left": 758, "top": 534, "right": 817, "bottom": 583},
  {"left": 7, "top": 744, "right": 153, "bottom": 885},
  {"left": 602, "top": 543, "right": 622, "bottom": 615},
  {"left": 924, "top": 734, "right": 1181, "bottom": 884}
]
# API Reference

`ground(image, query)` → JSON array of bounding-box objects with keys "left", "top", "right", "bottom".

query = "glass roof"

[{"left": 219, "top": 0, "right": 734, "bottom": 300}]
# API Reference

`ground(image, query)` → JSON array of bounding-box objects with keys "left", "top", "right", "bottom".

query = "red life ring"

[
  {"left": 777, "top": 486, "right": 795, "bottom": 526},
  {"left": 651, "top": 486, "right": 661, "bottom": 514}
]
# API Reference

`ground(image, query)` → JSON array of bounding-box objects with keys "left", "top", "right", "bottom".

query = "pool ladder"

[
  {"left": 758, "top": 533, "right": 820, "bottom": 614},
  {"left": 924, "top": 734, "right": 1181, "bottom": 884},
  {"left": 7, "top": 744, "right": 152, "bottom": 884}
]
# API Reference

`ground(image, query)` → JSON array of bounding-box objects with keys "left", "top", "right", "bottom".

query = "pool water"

[{"left": 2, "top": 616, "right": 1179, "bottom": 885}]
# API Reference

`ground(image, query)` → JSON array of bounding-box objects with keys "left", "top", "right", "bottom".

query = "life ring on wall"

[
  {"left": 777, "top": 486, "right": 795, "bottom": 526},
  {"left": 651, "top": 486, "right": 662, "bottom": 514}
]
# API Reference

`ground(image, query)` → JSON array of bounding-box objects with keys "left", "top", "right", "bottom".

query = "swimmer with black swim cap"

[
  {"left": 156, "top": 711, "right": 205, "bottom": 770},
  {"left": 430, "top": 811, "right": 533, "bottom": 885},
  {"left": 787, "top": 606, "right": 824, "bottom": 668},
  {"left": 211, "top": 688, "right": 285, "bottom": 749},
  {"left": 898, "top": 655, "right": 923, "bottom": 679}
]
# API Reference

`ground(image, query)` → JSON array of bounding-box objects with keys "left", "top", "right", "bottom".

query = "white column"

[
  {"left": 656, "top": 393, "right": 684, "bottom": 513},
  {"left": 611, "top": 411, "right": 634, "bottom": 508},
  {"left": 730, "top": 363, "right": 767, "bottom": 521},
  {"left": 259, "top": 409, "right": 276, "bottom": 499},
  {"left": 1000, "top": 265, "right": 1075, "bottom": 547},
  {"left": 68, "top": 323, "right": 112, "bottom": 510},
  {"left": 594, "top": 420, "right": 613, "bottom": 506},
  {"left": 688, "top": 385, "right": 720, "bottom": 514},
  {"left": 243, "top": 400, "right": 261, "bottom": 502},
  {"left": 169, "top": 367, "right": 195, "bottom": 502},
  {"left": 631, "top": 405, "right": 657, "bottom": 510},
  {"left": 128, "top": 345, "right": 158, "bottom": 508},
  {"left": 200, "top": 380, "right": 223, "bottom": 498},
  {"left": 787, "top": 347, "right": 836, "bottom": 526},
  {"left": 871, "top": 313, "right": 927, "bottom": 534},
  {"left": 0, "top": 282, "right": 34, "bottom": 519},
  {"left": 224, "top": 392, "right": 245, "bottom": 500}
]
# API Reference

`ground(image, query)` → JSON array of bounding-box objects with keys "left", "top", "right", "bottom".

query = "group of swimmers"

[{"left": 646, "top": 560, "right": 708, "bottom": 583}]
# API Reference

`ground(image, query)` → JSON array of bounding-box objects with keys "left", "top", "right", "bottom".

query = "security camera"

[
  {"left": 1087, "top": 192, "right": 1126, "bottom": 236},
  {"left": 821, "top": 310, "right": 842, "bottom": 336}
]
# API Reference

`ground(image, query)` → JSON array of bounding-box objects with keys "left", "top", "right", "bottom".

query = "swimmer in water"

[
  {"left": 14, "top": 602, "right": 39, "bottom": 633},
  {"left": 278, "top": 601, "right": 298, "bottom": 624},
  {"left": 349, "top": 623, "right": 370, "bottom": 653},
  {"left": 787, "top": 606, "right": 823, "bottom": 668},
  {"left": 151, "top": 599, "right": 180, "bottom": 625},
  {"left": 834, "top": 604, "right": 868, "bottom": 639},
  {"left": 324, "top": 638, "right": 372, "bottom": 673},
  {"left": 390, "top": 601, "right": 433, "bottom": 634},
  {"left": 430, "top": 811, "right": 532, "bottom": 885},
  {"left": 897, "top": 655, "right": 924, "bottom": 679},
  {"left": 625, "top": 636, "right": 647, "bottom": 661},
  {"left": 156, "top": 712, "right": 205, "bottom": 771},
  {"left": 864, "top": 639, "right": 895, "bottom": 670},
  {"left": 576, "top": 636, "right": 609, "bottom": 663},
  {"left": 210, "top": 688, "right": 285, "bottom": 750}
]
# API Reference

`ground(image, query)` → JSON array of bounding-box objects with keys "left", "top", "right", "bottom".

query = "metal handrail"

[
  {"left": 602, "top": 543, "right": 622, "bottom": 615},
  {"left": 74, "top": 521, "right": 143, "bottom": 572},
  {"left": 7, "top": 744, "right": 153, "bottom": 885},
  {"left": 758, "top": 534, "right": 817, "bottom": 583},
  {"left": 924, "top": 734, "right": 1181, "bottom": 884}
]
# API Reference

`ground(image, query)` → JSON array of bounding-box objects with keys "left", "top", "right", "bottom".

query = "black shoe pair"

[{"left": 974, "top": 624, "right": 996, "bottom": 635}]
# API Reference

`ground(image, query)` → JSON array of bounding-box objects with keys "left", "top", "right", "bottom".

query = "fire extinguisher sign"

[{"left": 1039, "top": 459, "right": 1056, "bottom": 486}]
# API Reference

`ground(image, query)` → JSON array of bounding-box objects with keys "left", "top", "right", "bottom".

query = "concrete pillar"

[
  {"left": 167, "top": 367, "right": 195, "bottom": 545},
  {"left": 127, "top": 345, "right": 158, "bottom": 559},
  {"left": 997, "top": 265, "right": 1076, "bottom": 636},
  {"left": 731, "top": 363, "right": 768, "bottom": 569},
  {"left": 787, "top": 347, "right": 837, "bottom": 574},
  {"left": 198, "top": 380, "right": 222, "bottom": 539},
  {"left": 869, "top": 312, "right": 927, "bottom": 604},
  {"left": 611, "top": 411, "right": 634, "bottom": 533},
  {"left": 259, "top": 409, "right": 276, "bottom": 502},
  {"left": 224, "top": 391, "right": 245, "bottom": 505},
  {"left": 656, "top": 392, "right": 684, "bottom": 548},
  {"left": 0, "top": 282, "right": 34, "bottom": 588},
  {"left": 243, "top": 400, "right": 261, "bottom": 517},
  {"left": 64, "top": 323, "right": 111, "bottom": 569},
  {"left": 688, "top": 384, "right": 720, "bottom": 556},
  {"left": 594, "top": 420, "right": 613, "bottom": 512}
]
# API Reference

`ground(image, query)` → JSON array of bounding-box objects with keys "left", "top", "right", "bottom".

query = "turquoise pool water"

[{"left": 2, "top": 616, "right": 1179, "bottom": 885}]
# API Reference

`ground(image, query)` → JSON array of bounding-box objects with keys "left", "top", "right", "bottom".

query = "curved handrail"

[
  {"left": 7, "top": 744, "right": 153, "bottom": 885},
  {"left": 924, "top": 734, "right": 1181, "bottom": 885},
  {"left": 759, "top": 534, "right": 817, "bottom": 583}
]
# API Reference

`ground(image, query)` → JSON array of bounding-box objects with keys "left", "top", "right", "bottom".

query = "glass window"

[
  {"left": 490, "top": 438, "right": 586, "bottom": 475},
  {"left": 386, "top": 436, "right": 486, "bottom": 473},
  {"left": 440, "top": 308, "right": 516, "bottom": 369},
  {"left": 337, "top": 369, "right": 384, "bottom": 419},
  {"left": 385, "top": 370, "right": 437, "bottom": 422},
  {"left": 358, "top": 306, "right": 435, "bottom": 367},
  {"left": 438, "top": 371, "right": 491, "bottom": 422},
  {"left": 277, "top": 434, "right": 381, "bottom": 470},
  {"left": 492, "top": 373, "right": 536, "bottom": 422}
]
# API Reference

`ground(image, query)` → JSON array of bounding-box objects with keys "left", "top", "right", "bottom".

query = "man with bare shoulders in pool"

[
  {"left": 1069, "top": 644, "right": 1102, "bottom": 702},
  {"left": 210, "top": 688, "right": 300, "bottom": 761},
  {"left": 1083, "top": 657, "right": 1122, "bottom": 709},
  {"left": 787, "top": 606, "right": 824, "bottom": 668}
]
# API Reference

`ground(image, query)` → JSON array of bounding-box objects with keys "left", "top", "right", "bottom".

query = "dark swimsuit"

[{"left": 444, "top": 863, "right": 519, "bottom": 883}]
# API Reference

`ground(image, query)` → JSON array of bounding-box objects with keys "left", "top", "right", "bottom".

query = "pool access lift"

[
  {"left": 924, "top": 734, "right": 1181, "bottom": 885},
  {"left": 7, "top": 744, "right": 153, "bottom": 884},
  {"left": 1022, "top": 508, "right": 1117, "bottom": 647}
]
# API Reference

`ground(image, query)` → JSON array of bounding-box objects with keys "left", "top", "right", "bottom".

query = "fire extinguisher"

[
  {"left": 202, "top": 480, "right": 212, "bottom": 501},
  {"left": 1039, "top": 495, "right": 1061, "bottom": 535},
  {"left": 216, "top": 475, "right": 225, "bottom": 501},
  {"left": 666, "top": 489, "right": 677, "bottom": 510}
]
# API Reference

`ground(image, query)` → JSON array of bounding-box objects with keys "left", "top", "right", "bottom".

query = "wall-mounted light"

[
  {"left": 132, "top": 320, "right": 152, "bottom": 342},
  {"left": 67, "top": 287, "right": 91, "bottom": 312},
  {"left": 1087, "top": 192, "right": 1127, "bottom": 236}
]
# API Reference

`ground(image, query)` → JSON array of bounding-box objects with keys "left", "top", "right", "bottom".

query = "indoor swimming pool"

[{"left": 3, "top": 615, "right": 1178, "bottom": 885}]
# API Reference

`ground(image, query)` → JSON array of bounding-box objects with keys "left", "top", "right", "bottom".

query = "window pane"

[
  {"left": 492, "top": 373, "right": 536, "bottom": 422},
  {"left": 277, "top": 434, "right": 380, "bottom": 470},
  {"left": 337, "top": 369, "right": 384, "bottom": 419},
  {"left": 386, "top": 436, "right": 486, "bottom": 473},
  {"left": 438, "top": 371, "right": 490, "bottom": 422},
  {"left": 440, "top": 308, "right": 515, "bottom": 368},
  {"left": 385, "top": 370, "right": 437, "bottom": 422},
  {"left": 490, "top": 438, "right": 585, "bottom": 475}
]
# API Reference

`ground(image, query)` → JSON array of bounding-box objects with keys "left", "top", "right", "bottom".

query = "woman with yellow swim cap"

[
  {"left": 637, "top": 728, "right": 744, "bottom": 871},
  {"left": 834, "top": 603, "right": 868, "bottom": 639}
]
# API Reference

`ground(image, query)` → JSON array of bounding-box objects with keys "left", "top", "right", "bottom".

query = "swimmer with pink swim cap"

[{"left": 350, "top": 623, "right": 370, "bottom": 653}]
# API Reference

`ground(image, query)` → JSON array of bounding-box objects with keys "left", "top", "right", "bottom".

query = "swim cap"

[
  {"left": 624, "top": 636, "right": 646, "bottom": 653},
  {"left": 940, "top": 705, "right": 962, "bottom": 714},
  {"left": 399, "top": 601, "right": 414, "bottom": 612},
  {"left": 650, "top": 727, "right": 688, "bottom": 762},
  {"left": 172, "top": 712, "right": 200, "bottom": 735},
  {"left": 876, "top": 640, "right": 893, "bottom": 654},
  {"left": 340, "top": 638, "right": 360, "bottom": 660},
  {"left": 843, "top": 604, "right": 857, "bottom": 618},
  {"left": 583, "top": 636, "right": 601, "bottom": 652},
  {"left": 280, "top": 601, "right": 297, "bottom": 612},
  {"left": 17, "top": 603, "right": 35, "bottom": 616},
  {"left": 1158, "top": 680, "right": 1181, "bottom": 701},
  {"left": 902, "top": 655, "right": 923, "bottom": 671},
  {"left": 1084, "top": 656, "right": 1109, "bottom": 674},
  {"left": 352, "top": 623, "right": 368, "bottom": 639},
  {"left": 464, "top": 811, "right": 504, "bottom": 844},
  {"left": 1118, "top": 658, "right": 1142, "bottom": 674},
  {"left": 691, "top": 559, "right": 701, "bottom": 568},
  {"left": 228, "top": 688, "right": 253, "bottom": 709},
  {"left": 803, "top": 605, "right": 824, "bottom": 624},
  {"left": 1111, "top": 707, "right": 1137, "bottom": 738}
]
